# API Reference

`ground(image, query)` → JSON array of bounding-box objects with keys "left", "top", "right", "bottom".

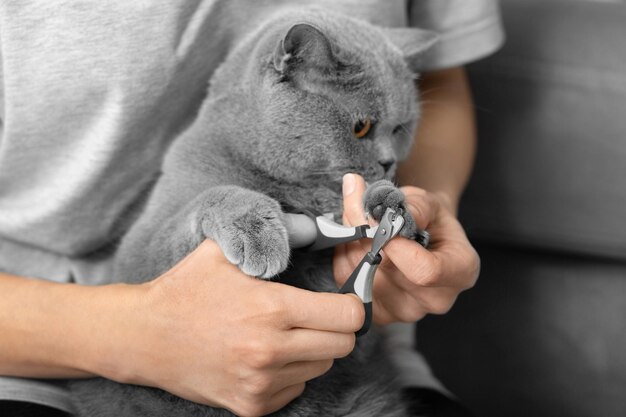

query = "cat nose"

[{"left": 379, "top": 159, "right": 395, "bottom": 173}]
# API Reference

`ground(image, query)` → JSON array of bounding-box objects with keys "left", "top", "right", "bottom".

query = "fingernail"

[{"left": 343, "top": 173, "right": 356, "bottom": 197}]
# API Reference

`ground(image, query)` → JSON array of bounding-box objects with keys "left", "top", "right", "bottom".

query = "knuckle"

[
  {"left": 251, "top": 348, "right": 277, "bottom": 370},
  {"left": 243, "top": 373, "right": 274, "bottom": 396},
  {"left": 321, "top": 359, "right": 334, "bottom": 375},
  {"left": 404, "top": 189, "right": 434, "bottom": 226},
  {"left": 407, "top": 305, "right": 427, "bottom": 322},
  {"left": 466, "top": 252, "right": 481, "bottom": 289},
  {"left": 395, "top": 300, "right": 426, "bottom": 322},
  {"left": 255, "top": 294, "right": 289, "bottom": 324},
  {"left": 240, "top": 338, "right": 278, "bottom": 369},
  {"left": 291, "top": 382, "right": 307, "bottom": 400},
  {"left": 424, "top": 191, "right": 439, "bottom": 210},
  {"left": 427, "top": 295, "right": 456, "bottom": 315},
  {"left": 337, "top": 334, "right": 356, "bottom": 358},
  {"left": 454, "top": 248, "right": 481, "bottom": 291},
  {"left": 407, "top": 202, "right": 427, "bottom": 228},
  {"left": 378, "top": 255, "right": 395, "bottom": 272},
  {"left": 415, "top": 257, "right": 442, "bottom": 287},
  {"left": 233, "top": 400, "right": 267, "bottom": 417},
  {"left": 430, "top": 302, "right": 453, "bottom": 315},
  {"left": 346, "top": 296, "right": 365, "bottom": 331}
]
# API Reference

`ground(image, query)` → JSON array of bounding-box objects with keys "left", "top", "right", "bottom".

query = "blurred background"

[{"left": 416, "top": 0, "right": 626, "bottom": 416}]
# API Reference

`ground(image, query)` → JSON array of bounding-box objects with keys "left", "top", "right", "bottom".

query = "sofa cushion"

[
  {"left": 418, "top": 242, "right": 626, "bottom": 417},
  {"left": 460, "top": 0, "right": 626, "bottom": 259}
]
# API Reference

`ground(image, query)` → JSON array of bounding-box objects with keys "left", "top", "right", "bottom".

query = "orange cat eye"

[{"left": 353, "top": 118, "right": 371, "bottom": 139}]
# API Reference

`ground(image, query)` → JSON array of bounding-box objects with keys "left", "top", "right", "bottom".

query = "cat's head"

[{"left": 216, "top": 12, "right": 437, "bottom": 189}]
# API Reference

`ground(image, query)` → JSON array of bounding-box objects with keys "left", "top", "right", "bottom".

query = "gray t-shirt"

[{"left": 0, "top": 0, "right": 503, "bottom": 412}]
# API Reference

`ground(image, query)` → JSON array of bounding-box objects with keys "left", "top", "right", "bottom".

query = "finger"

[
  {"left": 382, "top": 238, "right": 444, "bottom": 287},
  {"left": 374, "top": 285, "right": 428, "bottom": 323},
  {"left": 280, "top": 328, "right": 356, "bottom": 362},
  {"left": 383, "top": 236, "right": 436, "bottom": 279},
  {"left": 372, "top": 273, "right": 428, "bottom": 324},
  {"left": 274, "top": 360, "right": 333, "bottom": 392},
  {"left": 333, "top": 238, "right": 374, "bottom": 288},
  {"left": 282, "top": 287, "right": 365, "bottom": 332},
  {"left": 262, "top": 383, "right": 306, "bottom": 416},
  {"left": 332, "top": 245, "right": 354, "bottom": 286},
  {"left": 342, "top": 173, "right": 368, "bottom": 226},
  {"left": 335, "top": 173, "right": 375, "bottom": 285},
  {"left": 400, "top": 187, "right": 439, "bottom": 230},
  {"left": 409, "top": 286, "right": 461, "bottom": 315},
  {"left": 384, "top": 237, "right": 477, "bottom": 289},
  {"left": 167, "top": 239, "right": 231, "bottom": 276},
  {"left": 373, "top": 265, "right": 458, "bottom": 319},
  {"left": 376, "top": 263, "right": 460, "bottom": 317}
]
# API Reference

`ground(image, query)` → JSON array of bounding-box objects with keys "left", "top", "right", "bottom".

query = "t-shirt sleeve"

[{"left": 408, "top": 0, "right": 505, "bottom": 70}]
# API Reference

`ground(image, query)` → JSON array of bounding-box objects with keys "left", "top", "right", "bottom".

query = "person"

[{"left": 0, "top": 1, "right": 503, "bottom": 416}]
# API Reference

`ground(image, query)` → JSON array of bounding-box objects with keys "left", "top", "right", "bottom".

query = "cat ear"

[
  {"left": 381, "top": 27, "right": 439, "bottom": 71},
  {"left": 273, "top": 23, "right": 337, "bottom": 74}
]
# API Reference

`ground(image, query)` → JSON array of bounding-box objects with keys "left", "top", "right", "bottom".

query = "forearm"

[
  {"left": 0, "top": 272, "right": 144, "bottom": 380},
  {"left": 397, "top": 67, "right": 476, "bottom": 214}
]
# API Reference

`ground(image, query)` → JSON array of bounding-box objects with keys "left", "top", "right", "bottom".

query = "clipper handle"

[
  {"left": 338, "top": 252, "right": 381, "bottom": 336},
  {"left": 355, "top": 302, "right": 372, "bottom": 337},
  {"left": 285, "top": 210, "right": 370, "bottom": 251}
]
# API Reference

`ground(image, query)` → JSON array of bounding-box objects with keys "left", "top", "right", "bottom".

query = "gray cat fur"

[{"left": 70, "top": 5, "right": 437, "bottom": 417}]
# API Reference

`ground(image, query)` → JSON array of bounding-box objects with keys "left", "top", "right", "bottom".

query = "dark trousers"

[
  {"left": 0, "top": 400, "right": 71, "bottom": 417},
  {"left": 0, "top": 392, "right": 471, "bottom": 417}
]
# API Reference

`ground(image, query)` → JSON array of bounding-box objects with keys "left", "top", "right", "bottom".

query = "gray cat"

[{"left": 70, "top": 5, "right": 437, "bottom": 417}]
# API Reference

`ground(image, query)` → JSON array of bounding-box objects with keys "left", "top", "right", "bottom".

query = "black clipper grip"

[{"left": 338, "top": 252, "right": 382, "bottom": 337}]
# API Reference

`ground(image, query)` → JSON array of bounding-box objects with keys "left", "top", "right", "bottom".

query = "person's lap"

[
  {"left": 0, "top": 400, "right": 71, "bottom": 417},
  {"left": 0, "top": 392, "right": 473, "bottom": 417}
]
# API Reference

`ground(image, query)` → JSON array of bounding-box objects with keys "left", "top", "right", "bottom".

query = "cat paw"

[
  {"left": 363, "top": 180, "right": 421, "bottom": 241},
  {"left": 201, "top": 196, "right": 290, "bottom": 279}
]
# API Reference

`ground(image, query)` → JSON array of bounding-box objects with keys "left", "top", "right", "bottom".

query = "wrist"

[
  {"left": 0, "top": 273, "right": 155, "bottom": 381},
  {"left": 73, "top": 282, "right": 152, "bottom": 383}
]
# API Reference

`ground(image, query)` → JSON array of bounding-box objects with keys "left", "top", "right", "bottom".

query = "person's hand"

[
  {"left": 333, "top": 174, "right": 480, "bottom": 324},
  {"left": 111, "top": 240, "right": 364, "bottom": 417}
]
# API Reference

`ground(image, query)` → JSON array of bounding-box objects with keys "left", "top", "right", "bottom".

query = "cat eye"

[{"left": 353, "top": 118, "right": 372, "bottom": 139}]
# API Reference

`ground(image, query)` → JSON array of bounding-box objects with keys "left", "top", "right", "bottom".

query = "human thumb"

[{"left": 342, "top": 173, "right": 368, "bottom": 226}]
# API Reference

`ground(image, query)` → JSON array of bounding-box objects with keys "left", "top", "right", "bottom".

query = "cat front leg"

[
  {"left": 195, "top": 186, "right": 290, "bottom": 279},
  {"left": 363, "top": 180, "right": 422, "bottom": 242}
]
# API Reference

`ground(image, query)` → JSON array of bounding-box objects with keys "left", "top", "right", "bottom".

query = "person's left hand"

[{"left": 333, "top": 174, "right": 480, "bottom": 324}]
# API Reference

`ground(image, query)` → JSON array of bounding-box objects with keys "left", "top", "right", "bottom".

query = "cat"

[{"left": 70, "top": 4, "right": 437, "bottom": 417}]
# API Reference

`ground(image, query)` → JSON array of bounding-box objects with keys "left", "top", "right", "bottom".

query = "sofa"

[{"left": 416, "top": 1, "right": 626, "bottom": 416}]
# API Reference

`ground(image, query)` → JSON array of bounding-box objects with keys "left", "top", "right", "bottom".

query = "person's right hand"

[{"left": 116, "top": 240, "right": 364, "bottom": 417}]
